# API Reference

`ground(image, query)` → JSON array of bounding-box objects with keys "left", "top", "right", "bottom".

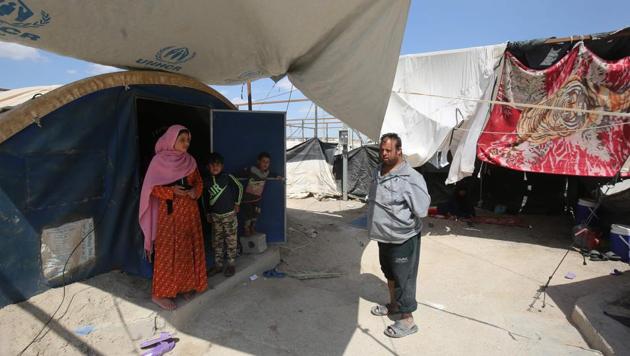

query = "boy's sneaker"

[{"left": 224, "top": 265, "right": 236, "bottom": 277}]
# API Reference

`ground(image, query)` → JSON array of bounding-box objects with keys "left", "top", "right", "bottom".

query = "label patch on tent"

[
  {"left": 0, "top": 0, "right": 50, "bottom": 41},
  {"left": 0, "top": 0, "right": 51, "bottom": 28},
  {"left": 135, "top": 46, "right": 196, "bottom": 72},
  {"left": 41, "top": 218, "right": 96, "bottom": 281}
]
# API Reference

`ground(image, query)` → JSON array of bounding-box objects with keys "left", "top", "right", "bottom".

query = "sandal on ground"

[
  {"left": 141, "top": 340, "right": 175, "bottom": 356},
  {"left": 604, "top": 251, "right": 622, "bottom": 261},
  {"left": 384, "top": 320, "right": 418, "bottom": 338},
  {"left": 371, "top": 303, "right": 398, "bottom": 316},
  {"left": 224, "top": 265, "right": 236, "bottom": 277},
  {"left": 140, "top": 332, "right": 174, "bottom": 348},
  {"left": 263, "top": 268, "right": 286, "bottom": 278},
  {"left": 589, "top": 250, "right": 606, "bottom": 261}
]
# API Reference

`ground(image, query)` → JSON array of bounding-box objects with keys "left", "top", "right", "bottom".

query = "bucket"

[
  {"left": 610, "top": 224, "right": 630, "bottom": 263},
  {"left": 576, "top": 199, "right": 598, "bottom": 226}
]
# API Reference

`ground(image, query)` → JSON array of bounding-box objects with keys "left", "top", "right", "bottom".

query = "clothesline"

[
  {"left": 453, "top": 121, "right": 630, "bottom": 135},
  {"left": 396, "top": 90, "right": 630, "bottom": 118}
]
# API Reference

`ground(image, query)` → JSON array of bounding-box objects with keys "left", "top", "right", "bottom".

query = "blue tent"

[{"left": 0, "top": 71, "right": 247, "bottom": 307}]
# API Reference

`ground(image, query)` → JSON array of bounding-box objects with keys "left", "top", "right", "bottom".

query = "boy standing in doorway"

[
  {"left": 205, "top": 152, "right": 243, "bottom": 277},
  {"left": 240, "top": 152, "right": 281, "bottom": 236}
]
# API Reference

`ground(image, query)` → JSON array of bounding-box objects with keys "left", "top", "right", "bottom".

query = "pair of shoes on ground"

[
  {"left": 584, "top": 250, "right": 622, "bottom": 261},
  {"left": 370, "top": 303, "right": 418, "bottom": 338},
  {"left": 208, "top": 264, "right": 236, "bottom": 277}
]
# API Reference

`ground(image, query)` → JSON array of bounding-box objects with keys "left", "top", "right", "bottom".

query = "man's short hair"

[
  {"left": 380, "top": 133, "right": 402, "bottom": 150},
  {"left": 257, "top": 151, "right": 271, "bottom": 161},
  {"left": 207, "top": 152, "right": 224, "bottom": 165}
]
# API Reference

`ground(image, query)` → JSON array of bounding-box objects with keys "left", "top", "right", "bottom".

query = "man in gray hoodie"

[{"left": 367, "top": 133, "right": 430, "bottom": 338}]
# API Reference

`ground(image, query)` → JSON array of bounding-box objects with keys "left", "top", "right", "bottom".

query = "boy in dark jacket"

[{"left": 205, "top": 152, "right": 243, "bottom": 277}]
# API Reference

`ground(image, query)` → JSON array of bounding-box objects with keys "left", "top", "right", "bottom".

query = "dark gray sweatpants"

[{"left": 378, "top": 234, "right": 421, "bottom": 313}]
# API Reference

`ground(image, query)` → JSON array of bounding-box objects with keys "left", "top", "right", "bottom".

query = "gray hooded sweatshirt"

[{"left": 367, "top": 160, "right": 430, "bottom": 244}]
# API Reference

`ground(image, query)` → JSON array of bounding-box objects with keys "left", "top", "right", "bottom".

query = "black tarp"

[
  {"left": 507, "top": 27, "right": 630, "bottom": 69},
  {"left": 286, "top": 138, "right": 337, "bottom": 165},
  {"left": 333, "top": 144, "right": 379, "bottom": 198}
]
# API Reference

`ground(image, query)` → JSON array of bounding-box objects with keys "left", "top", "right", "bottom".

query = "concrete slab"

[
  {"left": 571, "top": 274, "right": 630, "bottom": 355},
  {"left": 167, "top": 246, "right": 280, "bottom": 328}
]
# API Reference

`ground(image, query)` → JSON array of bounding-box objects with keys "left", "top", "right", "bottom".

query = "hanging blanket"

[{"left": 477, "top": 43, "right": 630, "bottom": 176}]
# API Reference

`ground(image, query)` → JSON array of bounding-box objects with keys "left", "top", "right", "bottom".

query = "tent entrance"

[{"left": 135, "top": 97, "right": 211, "bottom": 174}]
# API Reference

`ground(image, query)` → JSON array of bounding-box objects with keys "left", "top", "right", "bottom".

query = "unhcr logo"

[
  {"left": 0, "top": 0, "right": 50, "bottom": 41},
  {"left": 136, "top": 46, "right": 196, "bottom": 72}
]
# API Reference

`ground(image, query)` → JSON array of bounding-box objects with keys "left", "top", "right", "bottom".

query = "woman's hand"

[
  {"left": 234, "top": 204, "right": 240, "bottom": 213},
  {"left": 187, "top": 189, "right": 197, "bottom": 199},
  {"left": 173, "top": 185, "right": 189, "bottom": 196}
]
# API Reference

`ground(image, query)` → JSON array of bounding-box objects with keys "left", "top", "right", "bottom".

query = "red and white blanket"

[{"left": 478, "top": 43, "right": 630, "bottom": 176}]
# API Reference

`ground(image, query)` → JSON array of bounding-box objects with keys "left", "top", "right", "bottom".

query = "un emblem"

[
  {"left": 0, "top": 0, "right": 50, "bottom": 28},
  {"left": 155, "top": 46, "right": 196, "bottom": 65}
]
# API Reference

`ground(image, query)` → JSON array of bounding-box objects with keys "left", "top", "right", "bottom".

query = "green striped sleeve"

[{"left": 229, "top": 174, "right": 243, "bottom": 205}]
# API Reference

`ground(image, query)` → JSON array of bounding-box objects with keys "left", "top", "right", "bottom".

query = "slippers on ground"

[
  {"left": 604, "top": 251, "right": 622, "bottom": 261},
  {"left": 140, "top": 332, "right": 174, "bottom": 349},
  {"left": 589, "top": 250, "right": 606, "bottom": 261},
  {"left": 141, "top": 340, "right": 175, "bottom": 356},
  {"left": 263, "top": 268, "right": 286, "bottom": 278},
  {"left": 371, "top": 304, "right": 399, "bottom": 316},
  {"left": 384, "top": 320, "right": 418, "bottom": 338}
]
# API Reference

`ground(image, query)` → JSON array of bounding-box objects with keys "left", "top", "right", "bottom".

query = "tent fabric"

[
  {"left": 478, "top": 43, "right": 630, "bottom": 177},
  {"left": 0, "top": 71, "right": 235, "bottom": 144},
  {"left": 0, "top": 85, "right": 59, "bottom": 110},
  {"left": 0, "top": 0, "right": 410, "bottom": 140},
  {"left": 506, "top": 27, "right": 630, "bottom": 70},
  {"left": 333, "top": 144, "right": 379, "bottom": 199},
  {"left": 286, "top": 138, "right": 339, "bottom": 199},
  {"left": 0, "top": 72, "right": 234, "bottom": 307},
  {"left": 382, "top": 44, "right": 507, "bottom": 177}
]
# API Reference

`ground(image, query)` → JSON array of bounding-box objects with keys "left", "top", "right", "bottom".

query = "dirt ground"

[{"left": 1, "top": 198, "right": 628, "bottom": 355}]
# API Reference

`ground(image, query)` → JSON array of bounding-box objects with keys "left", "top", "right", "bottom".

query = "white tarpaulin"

[
  {"left": 0, "top": 0, "right": 409, "bottom": 139},
  {"left": 381, "top": 44, "right": 507, "bottom": 183},
  {"left": 0, "top": 85, "right": 59, "bottom": 109}
]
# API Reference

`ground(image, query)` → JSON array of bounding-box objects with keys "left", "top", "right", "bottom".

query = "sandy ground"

[{"left": 1, "top": 197, "right": 628, "bottom": 356}]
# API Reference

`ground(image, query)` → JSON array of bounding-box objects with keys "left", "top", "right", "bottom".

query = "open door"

[{"left": 211, "top": 110, "right": 286, "bottom": 243}]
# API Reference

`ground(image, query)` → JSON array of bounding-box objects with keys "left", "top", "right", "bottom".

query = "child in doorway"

[
  {"left": 240, "top": 152, "right": 282, "bottom": 236},
  {"left": 205, "top": 152, "right": 243, "bottom": 277}
]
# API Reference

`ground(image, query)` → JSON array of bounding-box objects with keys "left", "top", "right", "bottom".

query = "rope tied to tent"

[
  {"left": 395, "top": 90, "right": 630, "bottom": 135},
  {"left": 395, "top": 90, "right": 630, "bottom": 118}
]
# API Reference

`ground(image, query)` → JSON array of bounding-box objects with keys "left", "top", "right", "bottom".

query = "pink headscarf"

[{"left": 139, "top": 124, "right": 197, "bottom": 254}]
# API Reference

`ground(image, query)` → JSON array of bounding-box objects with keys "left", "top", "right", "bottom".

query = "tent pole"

[
  {"left": 247, "top": 80, "right": 253, "bottom": 111},
  {"left": 314, "top": 106, "right": 318, "bottom": 139},
  {"left": 301, "top": 120, "right": 305, "bottom": 142},
  {"left": 342, "top": 124, "right": 348, "bottom": 201},
  {"left": 325, "top": 123, "right": 328, "bottom": 142}
]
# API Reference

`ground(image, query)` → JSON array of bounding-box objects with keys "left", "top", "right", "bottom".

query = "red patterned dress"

[{"left": 151, "top": 169, "right": 207, "bottom": 298}]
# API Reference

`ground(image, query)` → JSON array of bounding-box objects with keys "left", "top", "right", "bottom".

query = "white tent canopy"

[
  {"left": 0, "top": 85, "right": 60, "bottom": 109},
  {"left": 382, "top": 44, "right": 507, "bottom": 183},
  {"left": 0, "top": 0, "right": 409, "bottom": 140}
]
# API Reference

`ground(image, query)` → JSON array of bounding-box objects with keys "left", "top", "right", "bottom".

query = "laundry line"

[{"left": 396, "top": 90, "right": 630, "bottom": 118}]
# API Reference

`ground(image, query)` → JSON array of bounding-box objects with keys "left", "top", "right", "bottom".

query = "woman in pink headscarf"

[{"left": 139, "top": 124, "right": 207, "bottom": 310}]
